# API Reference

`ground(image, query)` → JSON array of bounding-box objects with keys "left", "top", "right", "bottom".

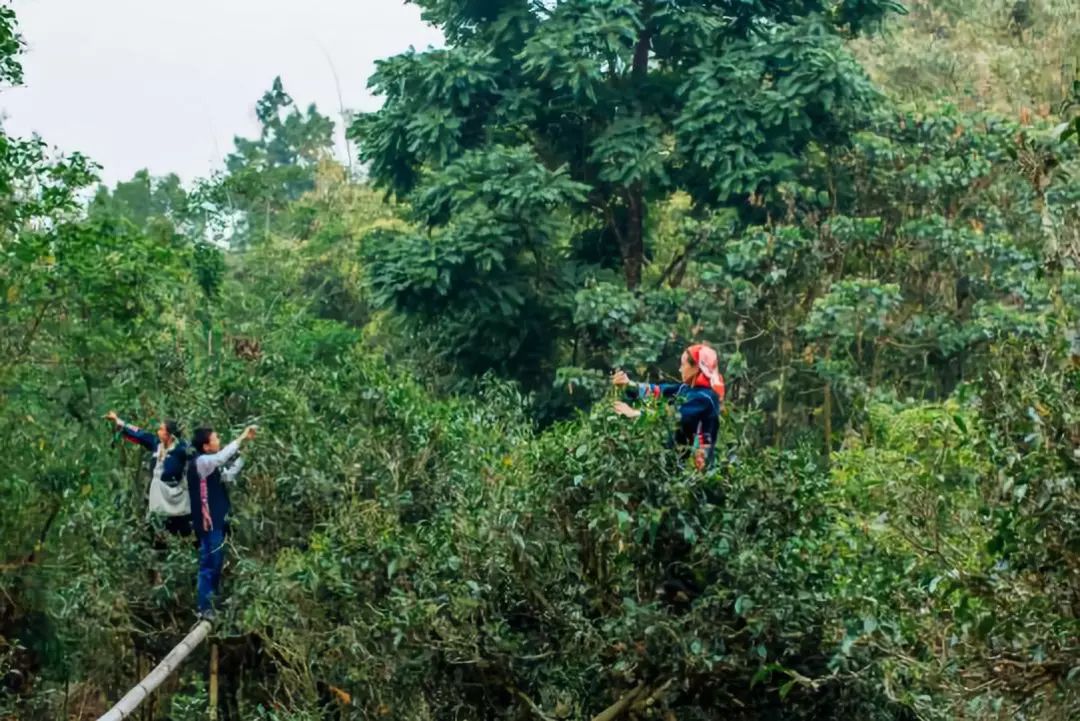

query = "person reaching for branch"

[
  {"left": 612, "top": 344, "right": 725, "bottom": 470},
  {"left": 104, "top": 410, "right": 192, "bottom": 536},
  {"left": 187, "top": 424, "right": 257, "bottom": 621}
]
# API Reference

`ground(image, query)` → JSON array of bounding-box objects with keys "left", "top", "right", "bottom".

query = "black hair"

[
  {"left": 163, "top": 419, "right": 183, "bottom": 440},
  {"left": 191, "top": 427, "right": 214, "bottom": 454}
]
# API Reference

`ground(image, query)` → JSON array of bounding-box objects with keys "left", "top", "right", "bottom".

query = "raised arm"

[
  {"left": 627, "top": 382, "right": 682, "bottom": 401},
  {"left": 612, "top": 369, "right": 681, "bottom": 401},
  {"left": 196, "top": 440, "right": 241, "bottom": 477},
  {"left": 195, "top": 426, "right": 257, "bottom": 477},
  {"left": 611, "top": 371, "right": 682, "bottom": 419},
  {"left": 105, "top": 411, "right": 157, "bottom": 451}
]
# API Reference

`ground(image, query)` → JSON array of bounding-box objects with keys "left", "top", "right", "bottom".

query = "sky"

[{"left": 0, "top": 0, "right": 443, "bottom": 185}]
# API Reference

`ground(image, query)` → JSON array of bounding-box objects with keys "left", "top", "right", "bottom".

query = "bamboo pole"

[
  {"left": 134, "top": 653, "right": 144, "bottom": 721},
  {"left": 209, "top": 644, "right": 219, "bottom": 721},
  {"left": 97, "top": 621, "right": 211, "bottom": 721}
]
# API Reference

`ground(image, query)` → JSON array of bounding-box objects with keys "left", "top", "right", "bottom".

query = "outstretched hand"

[
  {"left": 243, "top": 425, "right": 258, "bottom": 441},
  {"left": 104, "top": 410, "right": 119, "bottom": 424},
  {"left": 613, "top": 401, "right": 641, "bottom": 419},
  {"left": 612, "top": 370, "right": 631, "bottom": 387}
]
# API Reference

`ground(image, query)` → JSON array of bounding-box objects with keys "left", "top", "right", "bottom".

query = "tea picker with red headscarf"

[{"left": 612, "top": 344, "right": 726, "bottom": 470}]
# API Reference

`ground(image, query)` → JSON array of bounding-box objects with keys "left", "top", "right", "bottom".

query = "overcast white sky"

[{"left": 0, "top": 0, "right": 442, "bottom": 185}]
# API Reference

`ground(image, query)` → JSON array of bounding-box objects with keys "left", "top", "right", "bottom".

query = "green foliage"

[
  {"left": 673, "top": 17, "right": 880, "bottom": 198},
  {"left": 0, "top": 4, "right": 23, "bottom": 86},
  {"left": 193, "top": 240, "right": 225, "bottom": 301},
  {"left": 1059, "top": 72, "right": 1080, "bottom": 147},
  {"left": 1, "top": 2, "right": 1079, "bottom": 720},
  {"left": 89, "top": 169, "right": 189, "bottom": 230},
  {"left": 363, "top": 144, "right": 587, "bottom": 384},
  {"left": 0, "top": 132, "right": 97, "bottom": 234},
  {"left": 200, "top": 77, "right": 336, "bottom": 247},
  {"left": 831, "top": 386, "right": 1079, "bottom": 718},
  {"left": 854, "top": 0, "right": 1080, "bottom": 113},
  {"left": 352, "top": 0, "right": 904, "bottom": 385}
]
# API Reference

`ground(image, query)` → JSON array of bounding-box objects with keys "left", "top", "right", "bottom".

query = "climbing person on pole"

[
  {"left": 611, "top": 344, "right": 725, "bottom": 470},
  {"left": 104, "top": 410, "right": 193, "bottom": 536},
  {"left": 188, "top": 424, "right": 256, "bottom": 621}
]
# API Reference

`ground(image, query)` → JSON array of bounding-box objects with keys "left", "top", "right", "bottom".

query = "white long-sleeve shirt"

[{"left": 194, "top": 439, "right": 242, "bottom": 481}]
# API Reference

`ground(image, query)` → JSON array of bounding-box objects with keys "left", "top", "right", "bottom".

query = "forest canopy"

[{"left": 1, "top": 1, "right": 1078, "bottom": 720}]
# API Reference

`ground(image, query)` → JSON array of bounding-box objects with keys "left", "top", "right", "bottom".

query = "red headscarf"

[{"left": 684, "top": 344, "right": 725, "bottom": 401}]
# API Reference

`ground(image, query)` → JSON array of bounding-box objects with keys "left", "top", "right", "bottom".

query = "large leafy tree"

[
  {"left": 350, "top": 0, "right": 903, "bottom": 394},
  {"left": 0, "top": 8, "right": 94, "bottom": 236},
  {"left": 353, "top": 0, "right": 902, "bottom": 290}
]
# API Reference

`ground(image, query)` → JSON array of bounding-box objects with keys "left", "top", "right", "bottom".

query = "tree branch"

[
  {"left": 591, "top": 682, "right": 645, "bottom": 721},
  {"left": 654, "top": 228, "right": 707, "bottom": 289},
  {"left": 507, "top": 685, "right": 557, "bottom": 721}
]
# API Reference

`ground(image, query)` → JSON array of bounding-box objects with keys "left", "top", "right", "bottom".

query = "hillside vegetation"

[{"left": 1, "top": 2, "right": 1078, "bottom": 720}]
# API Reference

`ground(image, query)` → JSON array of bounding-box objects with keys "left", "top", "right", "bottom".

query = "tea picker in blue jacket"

[
  {"left": 188, "top": 424, "right": 257, "bottom": 621},
  {"left": 104, "top": 410, "right": 192, "bottom": 536},
  {"left": 612, "top": 344, "right": 726, "bottom": 471}
]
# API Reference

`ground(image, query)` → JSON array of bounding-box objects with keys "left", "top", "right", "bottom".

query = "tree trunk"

[
  {"left": 776, "top": 322, "right": 790, "bottom": 449},
  {"left": 623, "top": 185, "right": 644, "bottom": 290},
  {"left": 775, "top": 364, "right": 786, "bottom": 450},
  {"left": 823, "top": 380, "right": 832, "bottom": 464},
  {"left": 821, "top": 341, "right": 834, "bottom": 468},
  {"left": 620, "top": 24, "right": 651, "bottom": 290},
  {"left": 632, "top": 26, "right": 650, "bottom": 81}
]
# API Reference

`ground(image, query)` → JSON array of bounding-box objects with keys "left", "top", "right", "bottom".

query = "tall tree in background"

[
  {"left": 88, "top": 169, "right": 191, "bottom": 246},
  {"left": 1, "top": 4, "right": 99, "bottom": 394},
  {"left": 350, "top": 0, "right": 903, "bottom": 392},
  {"left": 353, "top": 0, "right": 903, "bottom": 290},
  {"left": 2, "top": 11, "right": 190, "bottom": 702},
  {"left": 90, "top": 170, "right": 187, "bottom": 225},
  {"left": 206, "top": 76, "right": 335, "bottom": 245}
]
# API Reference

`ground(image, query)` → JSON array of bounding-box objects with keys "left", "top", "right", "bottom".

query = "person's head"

[
  {"left": 680, "top": 344, "right": 725, "bottom": 396},
  {"left": 679, "top": 350, "right": 700, "bottom": 384},
  {"left": 158, "top": 419, "right": 182, "bottom": 445},
  {"left": 191, "top": 427, "right": 220, "bottom": 454}
]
